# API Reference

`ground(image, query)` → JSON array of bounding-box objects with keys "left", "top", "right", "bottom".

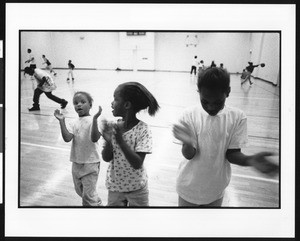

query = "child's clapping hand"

[
  {"left": 54, "top": 109, "right": 65, "bottom": 121},
  {"left": 93, "top": 106, "right": 102, "bottom": 119},
  {"left": 113, "top": 120, "right": 125, "bottom": 144},
  {"left": 248, "top": 152, "right": 279, "bottom": 176},
  {"left": 101, "top": 119, "right": 114, "bottom": 142},
  {"left": 173, "top": 120, "right": 197, "bottom": 147},
  {"left": 102, "top": 119, "right": 125, "bottom": 144}
]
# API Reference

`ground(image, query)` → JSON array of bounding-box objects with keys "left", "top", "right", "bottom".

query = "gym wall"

[{"left": 20, "top": 31, "right": 280, "bottom": 84}]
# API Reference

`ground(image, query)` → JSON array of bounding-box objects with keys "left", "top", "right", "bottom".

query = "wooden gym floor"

[{"left": 19, "top": 69, "right": 280, "bottom": 207}]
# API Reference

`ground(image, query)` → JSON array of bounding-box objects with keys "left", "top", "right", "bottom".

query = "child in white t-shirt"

[
  {"left": 54, "top": 91, "right": 103, "bottom": 206},
  {"left": 25, "top": 48, "right": 36, "bottom": 69},
  {"left": 24, "top": 67, "right": 68, "bottom": 111},
  {"left": 42, "top": 54, "right": 57, "bottom": 76},
  {"left": 173, "top": 67, "right": 278, "bottom": 207},
  {"left": 190, "top": 56, "right": 198, "bottom": 75},
  {"left": 67, "top": 60, "right": 75, "bottom": 85}
]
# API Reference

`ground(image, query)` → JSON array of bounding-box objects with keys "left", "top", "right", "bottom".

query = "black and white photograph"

[
  {"left": 5, "top": 3, "right": 296, "bottom": 239},
  {"left": 0, "top": 3, "right": 4, "bottom": 237},
  {"left": 0, "top": 39, "right": 3, "bottom": 206},
  {"left": 19, "top": 30, "right": 280, "bottom": 208}
]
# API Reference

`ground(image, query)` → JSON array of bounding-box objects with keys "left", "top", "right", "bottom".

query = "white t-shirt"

[
  {"left": 33, "top": 68, "right": 56, "bottom": 92},
  {"left": 105, "top": 120, "right": 152, "bottom": 192},
  {"left": 176, "top": 105, "right": 248, "bottom": 205},
  {"left": 67, "top": 116, "right": 102, "bottom": 164},
  {"left": 28, "top": 52, "right": 36, "bottom": 65},
  {"left": 192, "top": 59, "right": 198, "bottom": 67}
]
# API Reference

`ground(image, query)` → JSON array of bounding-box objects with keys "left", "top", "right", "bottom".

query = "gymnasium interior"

[{"left": 19, "top": 31, "right": 280, "bottom": 207}]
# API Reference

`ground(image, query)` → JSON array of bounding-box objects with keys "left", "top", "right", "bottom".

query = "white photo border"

[{"left": 5, "top": 3, "right": 295, "bottom": 238}]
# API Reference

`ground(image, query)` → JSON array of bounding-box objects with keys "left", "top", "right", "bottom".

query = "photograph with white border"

[{"left": 5, "top": 3, "right": 295, "bottom": 238}]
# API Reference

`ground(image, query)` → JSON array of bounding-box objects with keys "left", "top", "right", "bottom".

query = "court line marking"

[
  {"left": 232, "top": 173, "right": 279, "bottom": 184},
  {"left": 20, "top": 142, "right": 76, "bottom": 205},
  {"left": 21, "top": 141, "right": 279, "bottom": 184},
  {"left": 20, "top": 165, "right": 72, "bottom": 206},
  {"left": 21, "top": 142, "right": 69, "bottom": 152},
  {"left": 252, "top": 82, "right": 280, "bottom": 97}
]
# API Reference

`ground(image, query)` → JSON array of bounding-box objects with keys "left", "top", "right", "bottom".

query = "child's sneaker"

[
  {"left": 61, "top": 100, "right": 68, "bottom": 109},
  {"left": 28, "top": 106, "right": 40, "bottom": 111}
]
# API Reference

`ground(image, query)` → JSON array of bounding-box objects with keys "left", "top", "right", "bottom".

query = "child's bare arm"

[
  {"left": 54, "top": 109, "right": 73, "bottom": 142},
  {"left": 25, "top": 56, "right": 34, "bottom": 63},
  {"left": 173, "top": 121, "right": 197, "bottom": 160},
  {"left": 91, "top": 106, "right": 102, "bottom": 142},
  {"left": 226, "top": 149, "right": 279, "bottom": 176},
  {"left": 102, "top": 141, "right": 113, "bottom": 162},
  {"left": 118, "top": 140, "right": 146, "bottom": 169},
  {"left": 114, "top": 124, "right": 146, "bottom": 169}
]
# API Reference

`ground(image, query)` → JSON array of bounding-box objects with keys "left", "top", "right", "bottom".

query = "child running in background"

[
  {"left": 24, "top": 67, "right": 68, "bottom": 111},
  {"left": 24, "top": 48, "right": 36, "bottom": 81},
  {"left": 197, "top": 60, "right": 205, "bottom": 77},
  {"left": 54, "top": 91, "right": 103, "bottom": 206},
  {"left": 241, "top": 62, "right": 260, "bottom": 86},
  {"left": 67, "top": 60, "right": 75, "bottom": 85},
  {"left": 24, "top": 48, "right": 36, "bottom": 69},
  {"left": 199, "top": 60, "right": 204, "bottom": 69},
  {"left": 190, "top": 56, "right": 198, "bottom": 76},
  {"left": 173, "top": 67, "right": 278, "bottom": 207},
  {"left": 93, "top": 82, "right": 160, "bottom": 206},
  {"left": 42, "top": 55, "right": 57, "bottom": 76}
]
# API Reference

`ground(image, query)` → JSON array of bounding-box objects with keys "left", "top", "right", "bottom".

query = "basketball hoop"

[{"left": 185, "top": 34, "right": 199, "bottom": 47}]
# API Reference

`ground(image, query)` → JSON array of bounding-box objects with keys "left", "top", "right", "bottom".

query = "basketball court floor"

[{"left": 20, "top": 69, "right": 279, "bottom": 207}]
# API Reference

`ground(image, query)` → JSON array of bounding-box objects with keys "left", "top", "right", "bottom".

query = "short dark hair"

[
  {"left": 197, "top": 67, "right": 230, "bottom": 92},
  {"left": 73, "top": 91, "right": 94, "bottom": 107},
  {"left": 24, "top": 66, "right": 34, "bottom": 75}
]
